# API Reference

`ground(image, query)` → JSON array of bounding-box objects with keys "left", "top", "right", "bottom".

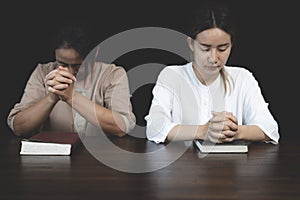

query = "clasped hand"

[
  {"left": 206, "top": 111, "right": 238, "bottom": 143},
  {"left": 44, "top": 66, "right": 76, "bottom": 103}
]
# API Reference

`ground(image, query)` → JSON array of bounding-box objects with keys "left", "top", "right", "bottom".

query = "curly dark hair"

[{"left": 54, "top": 24, "right": 91, "bottom": 58}]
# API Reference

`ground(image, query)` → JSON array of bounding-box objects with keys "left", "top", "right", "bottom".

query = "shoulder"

[
  {"left": 96, "top": 62, "right": 127, "bottom": 83},
  {"left": 225, "top": 65, "right": 252, "bottom": 75},
  {"left": 30, "top": 62, "right": 57, "bottom": 78},
  {"left": 35, "top": 61, "right": 57, "bottom": 69},
  {"left": 97, "top": 62, "right": 126, "bottom": 74},
  {"left": 161, "top": 62, "right": 190, "bottom": 73},
  {"left": 225, "top": 65, "right": 261, "bottom": 93},
  {"left": 158, "top": 62, "right": 191, "bottom": 80},
  {"left": 225, "top": 65, "right": 256, "bottom": 81}
]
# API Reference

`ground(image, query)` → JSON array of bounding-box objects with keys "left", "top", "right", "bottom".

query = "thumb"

[{"left": 211, "top": 111, "right": 218, "bottom": 116}]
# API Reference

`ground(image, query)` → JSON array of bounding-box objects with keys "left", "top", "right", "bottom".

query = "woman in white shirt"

[{"left": 145, "top": 4, "right": 280, "bottom": 144}]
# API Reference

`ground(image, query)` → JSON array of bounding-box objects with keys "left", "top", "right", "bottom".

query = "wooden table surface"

[{"left": 0, "top": 132, "right": 299, "bottom": 200}]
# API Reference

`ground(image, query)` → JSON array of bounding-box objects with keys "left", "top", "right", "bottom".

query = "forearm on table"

[
  {"left": 166, "top": 123, "right": 209, "bottom": 141},
  {"left": 235, "top": 125, "right": 271, "bottom": 142},
  {"left": 13, "top": 94, "right": 58, "bottom": 136},
  {"left": 69, "top": 92, "right": 126, "bottom": 137}
]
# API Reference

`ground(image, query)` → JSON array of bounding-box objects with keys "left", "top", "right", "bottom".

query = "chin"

[{"left": 206, "top": 66, "right": 220, "bottom": 72}]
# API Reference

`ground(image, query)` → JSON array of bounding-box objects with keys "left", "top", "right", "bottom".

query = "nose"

[
  {"left": 60, "top": 66, "right": 78, "bottom": 75},
  {"left": 208, "top": 49, "right": 218, "bottom": 65}
]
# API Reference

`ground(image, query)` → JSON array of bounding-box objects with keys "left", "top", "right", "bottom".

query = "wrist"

[
  {"left": 47, "top": 93, "right": 59, "bottom": 104},
  {"left": 235, "top": 125, "right": 244, "bottom": 140},
  {"left": 66, "top": 91, "right": 77, "bottom": 106},
  {"left": 197, "top": 123, "right": 209, "bottom": 140}
]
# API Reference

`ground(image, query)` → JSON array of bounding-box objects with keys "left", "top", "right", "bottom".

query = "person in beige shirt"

[{"left": 7, "top": 25, "right": 136, "bottom": 138}]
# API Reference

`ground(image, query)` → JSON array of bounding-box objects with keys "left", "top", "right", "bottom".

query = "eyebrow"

[{"left": 199, "top": 43, "right": 230, "bottom": 47}]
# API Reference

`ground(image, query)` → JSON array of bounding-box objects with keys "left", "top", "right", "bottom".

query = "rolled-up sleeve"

[
  {"left": 145, "top": 68, "right": 179, "bottom": 143},
  {"left": 7, "top": 64, "right": 47, "bottom": 132},
  {"left": 103, "top": 65, "right": 136, "bottom": 133},
  {"left": 242, "top": 70, "right": 280, "bottom": 144}
]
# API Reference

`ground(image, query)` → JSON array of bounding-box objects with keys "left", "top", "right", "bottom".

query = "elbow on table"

[
  {"left": 13, "top": 129, "right": 33, "bottom": 138},
  {"left": 114, "top": 130, "right": 127, "bottom": 138}
]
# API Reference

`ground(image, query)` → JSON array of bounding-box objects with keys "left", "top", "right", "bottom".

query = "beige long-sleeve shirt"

[{"left": 7, "top": 61, "right": 136, "bottom": 135}]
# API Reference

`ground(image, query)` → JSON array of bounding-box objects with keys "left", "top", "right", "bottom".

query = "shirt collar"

[{"left": 187, "top": 62, "right": 220, "bottom": 88}]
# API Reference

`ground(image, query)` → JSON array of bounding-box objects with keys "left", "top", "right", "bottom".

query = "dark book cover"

[{"left": 28, "top": 131, "right": 82, "bottom": 145}]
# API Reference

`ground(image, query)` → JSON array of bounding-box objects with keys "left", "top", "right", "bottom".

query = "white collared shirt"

[{"left": 145, "top": 62, "right": 280, "bottom": 144}]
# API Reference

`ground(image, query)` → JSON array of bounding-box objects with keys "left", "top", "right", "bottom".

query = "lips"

[{"left": 207, "top": 65, "right": 219, "bottom": 69}]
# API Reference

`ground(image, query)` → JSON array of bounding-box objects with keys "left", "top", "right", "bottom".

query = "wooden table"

[{"left": 0, "top": 131, "right": 299, "bottom": 200}]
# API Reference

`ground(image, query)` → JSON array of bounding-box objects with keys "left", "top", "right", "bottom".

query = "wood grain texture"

[{"left": 0, "top": 133, "right": 299, "bottom": 200}]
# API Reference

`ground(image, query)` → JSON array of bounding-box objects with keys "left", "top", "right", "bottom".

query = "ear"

[{"left": 186, "top": 37, "right": 194, "bottom": 52}]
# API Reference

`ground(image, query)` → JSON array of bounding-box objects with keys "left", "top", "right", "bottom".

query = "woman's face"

[{"left": 188, "top": 28, "right": 232, "bottom": 81}]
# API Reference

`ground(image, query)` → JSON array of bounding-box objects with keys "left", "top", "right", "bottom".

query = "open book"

[
  {"left": 194, "top": 139, "right": 249, "bottom": 153},
  {"left": 20, "top": 132, "right": 83, "bottom": 155}
]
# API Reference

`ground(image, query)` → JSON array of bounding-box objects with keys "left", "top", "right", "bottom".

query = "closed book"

[
  {"left": 20, "top": 132, "right": 83, "bottom": 155},
  {"left": 194, "top": 139, "right": 248, "bottom": 153}
]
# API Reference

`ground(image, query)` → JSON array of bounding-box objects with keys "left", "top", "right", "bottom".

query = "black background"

[{"left": 1, "top": 0, "right": 299, "bottom": 141}]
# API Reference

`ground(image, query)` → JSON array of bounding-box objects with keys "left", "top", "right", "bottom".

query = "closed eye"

[
  {"left": 218, "top": 47, "right": 228, "bottom": 52},
  {"left": 217, "top": 44, "right": 230, "bottom": 52}
]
